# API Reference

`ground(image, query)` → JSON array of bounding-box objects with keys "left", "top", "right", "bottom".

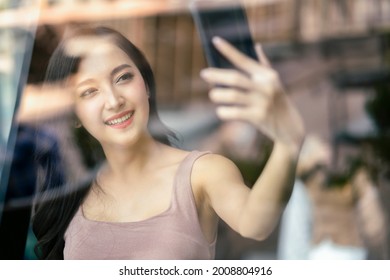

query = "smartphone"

[{"left": 190, "top": 0, "right": 258, "bottom": 69}]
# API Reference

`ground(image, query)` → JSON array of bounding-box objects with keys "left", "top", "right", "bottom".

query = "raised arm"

[{"left": 198, "top": 37, "right": 305, "bottom": 240}]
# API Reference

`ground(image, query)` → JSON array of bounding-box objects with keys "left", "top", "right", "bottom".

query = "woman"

[{"left": 32, "top": 26, "right": 304, "bottom": 259}]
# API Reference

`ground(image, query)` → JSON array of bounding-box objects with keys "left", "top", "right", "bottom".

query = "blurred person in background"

[
  {"left": 309, "top": 168, "right": 388, "bottom": 260},
  {"left": 278, "top": 134, "right": 388, "bottom": 260},
  {"left": 277, "top": 134, "right": 331, "bottom": 260},
  {"left": 351, "top": 167, "right": 388, "bottom": 259},
  {"left": 32, "top": 26, "right": 305, "bottom": 259}
]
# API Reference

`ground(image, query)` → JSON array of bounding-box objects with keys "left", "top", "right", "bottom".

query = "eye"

[
  {"left": 80, "top": 87, "right": 98, "bottom": 97},
  {"left": 115, "top": 72, "right": 134, "bottom": 84}
]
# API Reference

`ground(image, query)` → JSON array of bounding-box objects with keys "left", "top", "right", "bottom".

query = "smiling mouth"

[{"left": 104, "top": 111, "right": 134, "bottom": 126}]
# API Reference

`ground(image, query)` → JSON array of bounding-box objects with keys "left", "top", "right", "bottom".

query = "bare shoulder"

[
  {"left": 194, "top": 153, "right": 238, "bottom": 171},
  {"left": 191, "top": 152, "right": 249, "bottom": 223},
  {"left": 192, "top": 153, "right": 244, "bottom": 187}
]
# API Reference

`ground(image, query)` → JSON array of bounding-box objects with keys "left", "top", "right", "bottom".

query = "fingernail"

[
  {"left": 200, "top": 69, "right": 209, "bottom": 78},
  {"left": 212, "top": 36, "right": 222, "bottom": 45}
]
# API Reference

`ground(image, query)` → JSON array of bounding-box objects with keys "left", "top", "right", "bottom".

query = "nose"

[{"left": 104, "top": 85, "right": 124, "bottom": 111}]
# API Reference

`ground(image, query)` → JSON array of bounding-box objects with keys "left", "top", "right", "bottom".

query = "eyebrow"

[
  {"left": 110, "top": 64, "right": 132, "bottom": 79},
  {"left": 75, "top": 64, "right": 132, "bottom": 88}
]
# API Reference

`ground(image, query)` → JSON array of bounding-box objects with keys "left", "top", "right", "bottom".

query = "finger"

[
  {"left": 216, "top": 106, "right": 260, "bottom": 123},
  {"left": 212, "top": 36, "right": 259, "bottom": 74},
  {"left": 215, "top": 105, "right": 250, "bottom": 121},
  {"left": 200, "top": 68, "right": 253, "bottom": 90},
  {"left": 255, "top": 43, "right": 271, "bottom": 68},
  {"left": 216, "top": 96, "right": 272, "bottom": 119},
  {"left": 209, "top": 88, "right": 251, "bottom": 106}
]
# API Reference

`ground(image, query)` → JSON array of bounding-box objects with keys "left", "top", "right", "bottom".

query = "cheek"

[{"left": 74, "top": 101, "right": 99, "bottom": 127}]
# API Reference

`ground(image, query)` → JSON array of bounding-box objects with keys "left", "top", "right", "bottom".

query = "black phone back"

[{"left": 191, "top": 1, "right": 258, "bottom": 69}]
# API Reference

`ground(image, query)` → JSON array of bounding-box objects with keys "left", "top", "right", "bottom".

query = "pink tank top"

[{"left": 63, "top": 151, "right": 216, "bottom": 259}]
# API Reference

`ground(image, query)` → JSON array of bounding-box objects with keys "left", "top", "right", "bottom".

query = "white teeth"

[{"left": 106, "top": 112, "right": 133, "bottom": 125}]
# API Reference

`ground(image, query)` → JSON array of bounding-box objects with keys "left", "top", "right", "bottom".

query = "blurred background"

[{"left": 1, "top": 0, "right": 390, "bottom": 260}]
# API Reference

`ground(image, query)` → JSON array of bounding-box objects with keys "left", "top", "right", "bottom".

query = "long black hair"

[{"left": 32, "top": 26, "right": 177, "bottom": 259}]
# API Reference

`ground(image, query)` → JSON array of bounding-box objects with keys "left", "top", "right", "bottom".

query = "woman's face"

[{"left": 70, "top": 38, "right": 150, "bottom": 148}]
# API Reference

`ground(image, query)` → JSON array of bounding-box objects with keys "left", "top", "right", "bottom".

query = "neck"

[{"left": 100, "top": 133, "right": 163, "bottom": 180}]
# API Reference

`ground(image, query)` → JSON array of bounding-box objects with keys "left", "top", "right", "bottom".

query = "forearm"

[{"left": 238, "top": 141, "right": 301, "bottom": 240}]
